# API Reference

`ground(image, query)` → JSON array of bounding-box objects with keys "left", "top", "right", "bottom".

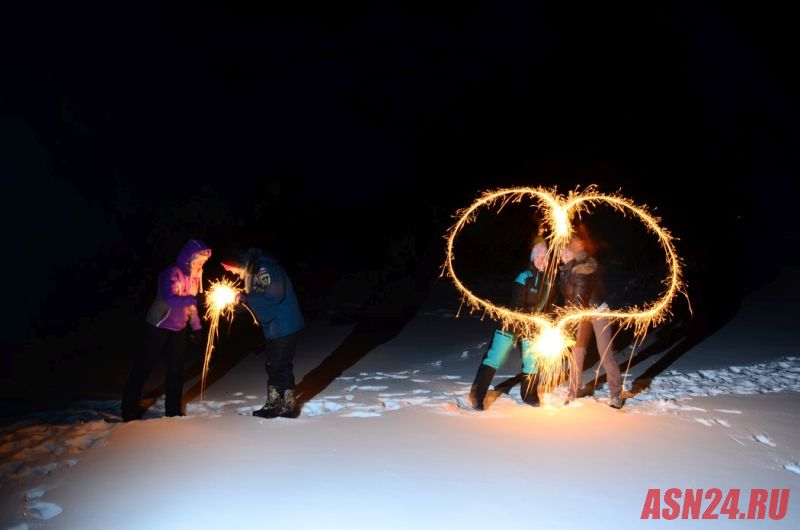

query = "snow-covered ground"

[{"left": 2, "top": 268, "right": 799, "bottom": 529}]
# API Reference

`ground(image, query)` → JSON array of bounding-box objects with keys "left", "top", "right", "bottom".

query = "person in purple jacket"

[{"left": 121, "top": 239, "right": 212, "bottom": 421}]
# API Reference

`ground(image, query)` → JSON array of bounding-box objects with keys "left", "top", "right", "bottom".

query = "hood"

[{"left": 176, "top": 239, "right": 212, "bottom": 274}]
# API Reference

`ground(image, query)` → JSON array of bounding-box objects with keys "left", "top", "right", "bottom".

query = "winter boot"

[
  {"left": 121, "top": 405, "right": 146, "bottom": 422},
  {"left": 468, "top": 364, "right": 496, "bottom": 411},
  {"left": 253, "top": 386, "right": 284, "bottom": 419},
  {"left": 278, "top": 389, "right": 298, "bottom": 418},
  {"left": 520, "top": 373, "right": 540, "bottom": 407},
  {"left": 608, "top": 394, "right": 623, "bottom": 409}
]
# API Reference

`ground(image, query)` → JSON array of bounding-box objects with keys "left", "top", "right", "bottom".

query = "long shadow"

[
  {"left": 493, "top": 374, "right": 522, "bottom": 395},
  {"left": 182, "top": 346, "right": 254, "bottom": 404},
  {"left": 294, "top": 285, "right": 429, "bottom": 407},
  {"left": 583, "top": 260, "right": 782, "bottom": 398},
  {"left": 624, "top": 267, "right": 746, "bottom": 396},
  {"left": 481, "top": 374, "right": 522, "bottom": 408},
  {"left": 145, "top": 315, "right": 264, "bottom": 407}
]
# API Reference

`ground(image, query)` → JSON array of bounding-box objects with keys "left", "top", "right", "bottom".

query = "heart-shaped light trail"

[{"left": 443, "top": 186, "right": 686, "bottom": 394}]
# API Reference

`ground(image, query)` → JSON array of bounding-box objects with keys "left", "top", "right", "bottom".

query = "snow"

[{"left": 1, "top": 267, "right": 799, "bottom": 529}]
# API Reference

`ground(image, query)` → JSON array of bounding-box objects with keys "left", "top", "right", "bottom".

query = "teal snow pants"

[{"left": 481, "top": 329, "right": 538, "bottom": 375}]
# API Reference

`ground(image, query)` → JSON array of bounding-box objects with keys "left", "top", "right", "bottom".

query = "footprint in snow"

[
  {"left": 302, "top": 401, "right": 347, "bottom": 417},
  {"left": 25, "top": 484, "right": 49, "bottom": 501},
  {"left": 754, "top": 434, "right": 776, "bottom": 447},
  {"left": 678, "top": 405, "right": 707, "bottom": 412},
  {"left": 380, "top": 397, "right": 432, "bottom": 410},
  {"left": 25, "top": 501, "right": 63, "bottom": 520},
  {"left": 31, "top": 463, "right": 61, "bottom": 476}
]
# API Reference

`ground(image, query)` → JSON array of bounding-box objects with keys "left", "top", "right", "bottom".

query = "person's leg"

[
  {"left": 254, "top": 333, "right": 298, "bottom": 418},
  {"left": 592, "top": 316, "right": 622, "bottom": 406},
  {"left": 164, "top": 328, "right": 188, "bottom": 416},
  {"left": 567, "top": 319, "right": 593, "bottom": 400},
  {"left": 265, "top": 333, "right": 297, "bottom": 391},
  {"left": 469, "top": 329, "right": 514, "bottom": 410},
  {"left": 481, "top": 329, "right": 514, "bottom": 371},
  {"left": 519, "top": 338, "right": 539, "bottom": 406},
  {"left": 121, "top": 325, "right": 169, "bottom": 420},
  {"left": 520, "top": 338, "right": 538, "bottom": 376}
]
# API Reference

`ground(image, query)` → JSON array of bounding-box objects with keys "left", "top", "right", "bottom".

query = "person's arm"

[
  {"left": 160, "top": 267, "right": 198, "bottom": 309},
  {"left": 188, "top": 300, "right": 203, "bottom": 331},
  {"left": 511, "top": 271, "right": 529, "bottom": 309}
]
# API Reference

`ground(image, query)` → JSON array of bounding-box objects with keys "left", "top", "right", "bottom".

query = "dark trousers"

[
  {"left": 264, "top": 333, "right": 297, "bottom": 392},
  {"left": 122, "top": 324, "right": 187, "bottom": 417}
]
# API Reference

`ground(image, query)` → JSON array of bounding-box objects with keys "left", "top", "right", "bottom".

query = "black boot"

[
  {"left": 520, "top": 373, "right": 540, "bottom": 407},
  {"left": 253, "top": 386, "right": 284, "bottom": 419},
  {"left": 121, "top": 405, "right": 146, "bottom": 422},
  {"left": 469, "top": 364, "right": 495, "bottom": 411}
]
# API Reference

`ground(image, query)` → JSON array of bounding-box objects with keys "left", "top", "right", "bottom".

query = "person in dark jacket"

[
  {"left": 558, "top": 236, "right": 623, "bottom": 408},
  {"left": 468, "top": 237, "right": 556, "bottom": 410},
  {"left": 221, "top": 247, "right": 305, "bottom": 418},
  {"left": 122, "top": 239, "right": 212, "bottom": 421}
]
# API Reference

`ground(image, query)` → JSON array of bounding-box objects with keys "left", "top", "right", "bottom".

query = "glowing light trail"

[{"left": 443, "top": 186, "right": 686, "bottom": 395}]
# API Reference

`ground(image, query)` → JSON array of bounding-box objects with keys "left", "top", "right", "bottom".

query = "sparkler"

[
  {"left": 443, "top": 186, "right": 686, "bottom": 396},
  {"left": 201, "top": 279, "right": 243, "bottom": 399}
]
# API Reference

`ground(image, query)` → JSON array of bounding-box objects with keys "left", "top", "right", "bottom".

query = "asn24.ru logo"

[{"left": 641, "top": 488, "right": 790, "bottom": 520}]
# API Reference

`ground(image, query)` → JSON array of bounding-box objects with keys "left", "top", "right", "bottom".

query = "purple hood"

[
  {"left": 144, "top": 239, "right": 211, "bottom": 331},
  {"left": 176, "top": 239, "right": 212, "bottom": 275}
]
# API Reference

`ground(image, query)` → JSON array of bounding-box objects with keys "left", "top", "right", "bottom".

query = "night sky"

[{"left": 1, "top": 2, "right": 797, "bottom": 407}]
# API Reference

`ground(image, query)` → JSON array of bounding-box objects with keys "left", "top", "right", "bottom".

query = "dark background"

[{"left": 1, "top": 2, "right": 797, "bottom": 410}]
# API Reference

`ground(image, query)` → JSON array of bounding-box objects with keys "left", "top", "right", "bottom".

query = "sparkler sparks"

[
  {"left": 201, "top": 279, "right": 242, "bottom": 398},
  {"left": 443, "top": 186, "right": 686, "bottom": 397}
]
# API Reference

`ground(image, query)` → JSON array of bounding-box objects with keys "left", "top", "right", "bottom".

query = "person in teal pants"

[{"left": 468, "top": 237, "right": 555, "bottom": 410}]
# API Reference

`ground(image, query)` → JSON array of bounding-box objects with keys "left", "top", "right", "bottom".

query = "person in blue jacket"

[
  {"left": 222, "top": 247, "right": 305, "bottom": 418},
  {"left": 468, "top": 236, "right": 556, "bottom": 410}
]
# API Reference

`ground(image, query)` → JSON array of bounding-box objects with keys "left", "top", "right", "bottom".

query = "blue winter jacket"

[{"left": 241, "top": 254, "right": 304, "bottom": 339}]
